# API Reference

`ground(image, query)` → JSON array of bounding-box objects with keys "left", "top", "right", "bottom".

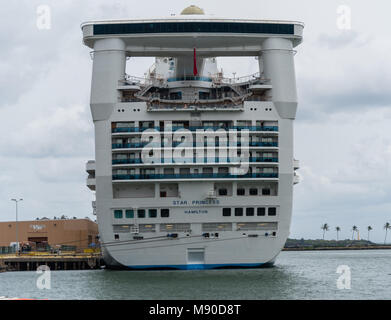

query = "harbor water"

[{"left": 1, "top": 250, "right": 390, "bottom": 300}]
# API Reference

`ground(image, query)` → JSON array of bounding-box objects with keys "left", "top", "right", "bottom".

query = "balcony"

[
  {"left": 112, "top": 127, "right": 155, "bottom": 133},
  {"left": 112, "top": 172, "right": 278, "bottom": 181},
  {"left": 112, "top": 157, "right": 278, "bottom": 165},
  {"left": 147, "top": 101, "right": 244, "bottom": 112},
  {"left": 167, "top": 76, "right": 213, "bottom": 83},
  {"left": 86, "top": 160, "right": 96, "bottom": 191},
  {"left": 293, "top": 159, "right": 300, "bottom": 170},
  {"left": 112, "top": 141, "right": 278, "bottom": 149},
  {"left": 112, "top": 126, "right": 278, "bottom": 133},
  {"left": 293, "top": 172, "right": 300, "bottom": 185},
  {"left": 87, "top": 177, "right": 96, "bottom": 191},
  {"left": 113, "top": 158, "right": 143, "bottom": 165},
  {"left": 86, "top": 160, "right": 96, "bottom": 174}
]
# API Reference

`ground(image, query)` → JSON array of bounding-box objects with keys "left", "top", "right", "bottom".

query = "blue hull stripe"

[{"left": 126, "top": 263, "right": 265, "bottom": 270}]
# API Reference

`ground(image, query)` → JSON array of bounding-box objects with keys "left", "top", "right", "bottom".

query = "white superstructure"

[{"left": 82, "top": 6, "right": 303, "bottom": 269}]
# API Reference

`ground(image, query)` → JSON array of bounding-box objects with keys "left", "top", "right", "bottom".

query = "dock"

[{"left": 0, "top": 253, "right": 104, "bottom": 272}]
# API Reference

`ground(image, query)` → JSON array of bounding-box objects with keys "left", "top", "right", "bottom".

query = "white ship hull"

[
  {"left": 102, "top": 232, "right": 282, "bottom": 270},
  {"left": 82, "top": 9, "right": 303, "bottom": 270}
]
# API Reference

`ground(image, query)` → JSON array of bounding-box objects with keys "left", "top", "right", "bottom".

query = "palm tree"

[
  {"left": 384, "top": 223, "right": 391, "bottom": 244},
  {"left": 321, "top": 223, "right": 329, "bottom": 240},
  {"left": 336, "top": 226, "right": 341, "bottom": 241},
  {"left": 367, "top": 226, "right": 373, "bottom": 242},
  {"left": 352, "top": 226, "right": 358, "bottom": 240}
]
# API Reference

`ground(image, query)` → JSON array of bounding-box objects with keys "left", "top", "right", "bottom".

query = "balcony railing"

[
  {"left": 122, "top": 72, "right": 264, "bottom": 87},
  {"left": 112, "top": 142, "right": 278, "bottom": 149},
  {"left": 112, "top": 172, "right": 278, "bottom": 180},
  {"left": 112, "top": 157, "right": 278, "bottom": 165},
  {"left": 112, "top": 126, "right": 278, "bottom": 133},
  {"left": 147, "top": 102, "right": 244, "bottom": 111},
  {"left": 167, "top": 76, "right": 213, "bottom": 82},
  {"left": 170, "top": 141, "right": 278, "bottom": 147}
]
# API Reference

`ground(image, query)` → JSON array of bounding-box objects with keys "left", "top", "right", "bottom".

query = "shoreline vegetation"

[{"left": 283, "top": 238, "right": 391, "bottom": 251}]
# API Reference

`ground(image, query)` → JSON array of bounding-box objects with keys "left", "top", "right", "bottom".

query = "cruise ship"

[{"left": 82, "top": 5, "right": 303, "bottom": 269}]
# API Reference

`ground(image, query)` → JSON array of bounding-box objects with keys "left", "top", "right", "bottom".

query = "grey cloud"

[{"left": 317, "top": 31, "right": 373, "bottom": 50}]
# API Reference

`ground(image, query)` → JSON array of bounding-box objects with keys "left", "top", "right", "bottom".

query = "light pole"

[{"left": 11, "top": 198, "right": 23, "bottom": 252}]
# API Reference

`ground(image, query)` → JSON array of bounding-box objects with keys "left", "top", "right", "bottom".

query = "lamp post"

[{"left": 11, "top": 198, "right": 23, "bottom": 253}]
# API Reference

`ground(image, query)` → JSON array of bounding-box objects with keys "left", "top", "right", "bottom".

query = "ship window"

[
  {"left": 116, "top": 154, "right": 128, "bottom": 160},
  {"left": 180, "top": 168, "right": 190, "bottom": 175},
  {"left": 237, "top": 188, "right": 245, "bottom": 196},
  {"left": 170, "top": 92, "right": 182, "bottom": 100},
  {"left": 94, "top": 22, "right": 295, "bottom": 37},
  {"left": 235, "top": 208, "right": 243, "bottom": 216},
  {"left": 149, "top": 209, "right": 157, "bottom": 218},
  {"left": 218, "top": 167, "right": 229, "bottom": 174},
  {"left": 257, "top": 208, "right": 266, "bottom": 216},
  {"left": 137, "top": 209, "right": 146, "bottom": 218},
  {"left": 203, "top": 167, "right": 213, "bottom": 174},
  {"left": 218, "top": 188, "right": 228, "bottom": 196},
  {"left": 114, "top": 234, "right": 119, "bottom": 240},
  {"left": 222, "top": 208, "right": 231, "bottom": 216},
  {"left": 199, "top": 92, "right": 210, "bottom": 100},
  {"left": 164, "top": 168, "right": 174, "bottom": 175},
  {"left": 263, "top": 168, "right": 274, "bottom": 174},
  {"left": 268, "top": 207, "right": 277, "bottom": 216},
  {"left": 262, "top": 188, "right": 271, "bottom": 195},
  {"left": 246, "top": 208, "right": 255, "bottom": 216},
  {"left": 114, "top": 210, "right": 123, "bottom": 219},
  {"left": 160, "top": 191, "right": 167, "bottom": 197},
  {"left": 125, "top": 209, "right": 134, "bottom": 218},
  {"left": 249, "top": 188, "right": 258, "bottom": 196},
  {"left": 161, "top": 209, "right": 170, "bottom": 218}
]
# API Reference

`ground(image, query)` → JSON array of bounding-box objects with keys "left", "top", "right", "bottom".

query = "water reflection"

[{"left": 1, "top": 250, "right": 390, "bottom": 300}]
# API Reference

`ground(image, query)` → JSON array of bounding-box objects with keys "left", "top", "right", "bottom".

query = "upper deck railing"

[
  {"left": 120, "top": 72, "right": 267, "bottom": 87},
  {"left": 118, "top": 72, "right": 271, "bottom": 108}
]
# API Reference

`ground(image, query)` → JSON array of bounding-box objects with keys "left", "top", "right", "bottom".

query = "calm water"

[{"left": 1, "top": 250, "right": 390, "bottom": 300}]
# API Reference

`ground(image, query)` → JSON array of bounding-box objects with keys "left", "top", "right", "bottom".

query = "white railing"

[
  {"left": 212, "top": 72, "right": 263, "bottom": 85},
  {"left": 120, "top": 72, "right": 266, "bottom": 87}
]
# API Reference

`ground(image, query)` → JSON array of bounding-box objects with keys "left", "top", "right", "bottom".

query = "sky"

[{"left": 0, "top": 0, "right": 390, "bottom": 243}]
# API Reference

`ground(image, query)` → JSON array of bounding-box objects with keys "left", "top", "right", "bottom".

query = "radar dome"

[{"left": 180, "top": 5, "right": 205, "bottom": 15}]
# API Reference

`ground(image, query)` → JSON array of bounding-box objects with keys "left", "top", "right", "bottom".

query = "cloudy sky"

[{"left": 1, "top": 0, "right": 390, "bottom": 243}]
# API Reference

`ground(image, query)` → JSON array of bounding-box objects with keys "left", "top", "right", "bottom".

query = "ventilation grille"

[
  {"left": 160, "top": 223, "right": 191, "bottom": 232},
  {"left": 113, "top": 225, "right": 133, "bottom": 233},
  {"left": 237, "top": 222, "right": 278, "bottom": 231},
  {"left": 202, "top": 223, "right": 233, "bottom": 232},
  {"left": 139, "top": 224, "right": 156, "bottom": 233}
]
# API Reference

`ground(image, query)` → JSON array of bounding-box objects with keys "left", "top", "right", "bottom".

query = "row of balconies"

[
  {"left": 112, "top": 125, "right": 278, "bottom": 133},
  {"left": 112, "top": 157, "right": 279, "bottom": 165},
  {"left": 86, "top": 160, "right": 96, "bottom": 191},
  {"left": 86, "top": 159, "right": 298, "bottom": 189},
  {"left": 112, "top": 172, "right": 279, "bottom": 181},
  {"left": 293, "top": 159, "right": 300, "bottom": 184},
  {"left": 112, "top": 141, "right": 278, "bottom": 149}
]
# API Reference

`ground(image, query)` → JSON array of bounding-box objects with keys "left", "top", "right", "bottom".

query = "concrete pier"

[{"left": 0, "top": 254, "right": 104, "bottom": 272}]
